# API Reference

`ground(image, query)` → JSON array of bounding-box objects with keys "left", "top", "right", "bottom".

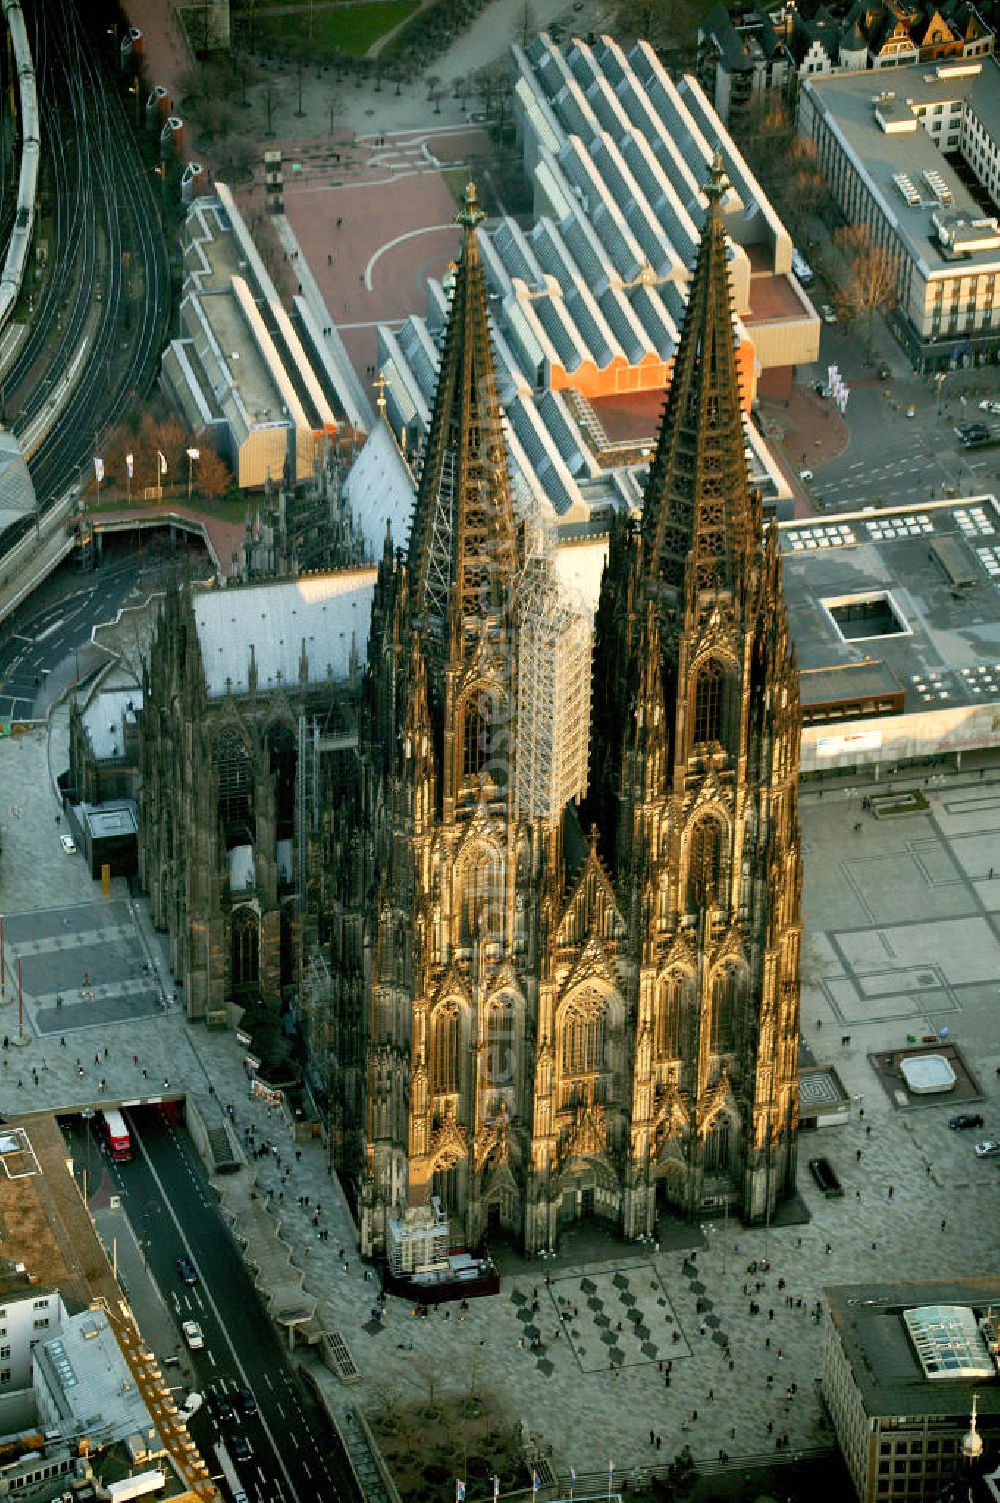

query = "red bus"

[{"left": 99, "top": 1109, "right": 131, "bottom": 1162}]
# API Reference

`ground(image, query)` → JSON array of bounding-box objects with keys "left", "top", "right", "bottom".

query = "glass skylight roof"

[{"left": 903, "top": 1305, "right": 994, "bottom": 1381}]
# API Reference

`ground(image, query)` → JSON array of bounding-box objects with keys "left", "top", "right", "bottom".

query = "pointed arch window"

[
  {"left": 710, "top": 966, "right": 741, "bottom": 1053},
  {"left": 230, "top": 907, "right": 259, "bottom": 991},
  {"left": 484, "top": 998, "right": 515, "bottom": 1087},
  {"left": 463, "top": 691, "right": 495, "bottom": 780},
  {"left": 656, "top": 974, "right": 692, "bottom": 1059},
  {"left": 704, "top": 1115, "right": 731, "bottom": 1173},
  {"left": 213, "top": 729, "right": 254, "bottom": 843},
  {"left": 432, "top": 1006, "right": 460, "bottom": 1094},
  {"left": 691, "top": 657, "right": 737, "bottom": 753},
  {"left": 687, "top": 818, "right": 724, "bottom": 909},
  {"left": 459, "top": 847, "right": 500, "bottom": 946},
  {"left": 560, "top": 993, "right": 606, "bottom": 1076}
]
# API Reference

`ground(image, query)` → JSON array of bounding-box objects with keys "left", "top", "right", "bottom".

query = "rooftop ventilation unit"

[
  {"left": 893, "top": 172, "right": 921, "bottom": 206},
  {"left": 923, "top": 169, "right": 953, "bottom": 206}
]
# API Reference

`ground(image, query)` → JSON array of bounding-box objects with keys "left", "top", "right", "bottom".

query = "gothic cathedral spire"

[
  {"left": 406, "top": 182, "right": 520, "bottom": 690},
  {"left": 641, "top": 154, "right": 754, "bottom": 598}
]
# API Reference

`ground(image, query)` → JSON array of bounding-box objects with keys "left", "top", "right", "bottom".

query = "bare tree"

[
  {"left": 416, "top": 1356, "right": 441, "bottom": 1416},
  {"left": 833, "top": 224, "right": 900, "bottom": 359},
  {"left": 513, "top": 0, "right": 537, "bottom": 46},
  {"left": 614, "top": 0, "right": 680, "bottom": 54}
]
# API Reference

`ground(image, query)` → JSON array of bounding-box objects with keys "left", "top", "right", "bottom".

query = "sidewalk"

[{"left": 2, "top": 716, "right": 999, "bottom": 1483}]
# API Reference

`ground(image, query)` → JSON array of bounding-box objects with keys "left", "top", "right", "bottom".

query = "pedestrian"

[
  {"left": 133, "top": 1054, "right": 138, "bottom": 1066},
  {"left": 888, "top": 1185, "right": 894, "bottom": 1200},
  {"left": 60, "top": 1036, "right": 66, "bottom": 1047},
  {"left": 940, "top": 1218, "right": 946, "bottom": 1231},
  {"left": 104, "top": 1046, "right": 109, "bottom": 1059},
  {"left": 856, "top": 1148, "right": 862, "bottom": 1162}
]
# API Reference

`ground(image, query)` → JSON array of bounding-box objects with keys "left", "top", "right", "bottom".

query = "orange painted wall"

[{"left": 547, "top": 336, "right": 756, "bottom": 413}]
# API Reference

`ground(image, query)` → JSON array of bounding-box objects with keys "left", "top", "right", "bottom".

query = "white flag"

[
  {"left": 158, "top": 450, "right": 168, "bottom": 475},
  {"left": 93, "top": 457, "right": 104, "bottom": 483},
  {"left": 126, "top": 452, "right": 134, "bottom": 478},
  {"left": 186, "top": 447, "right": 200, "bottom": 460}
]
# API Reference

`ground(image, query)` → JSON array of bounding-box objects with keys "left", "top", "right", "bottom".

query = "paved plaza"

[{"left": 1, "top": 716, "right": 999, "bottom": 1480}]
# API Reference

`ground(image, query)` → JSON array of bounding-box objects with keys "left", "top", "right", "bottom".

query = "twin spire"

[{"left": 408, "top": 157, "right": 752, "bottom": 660}]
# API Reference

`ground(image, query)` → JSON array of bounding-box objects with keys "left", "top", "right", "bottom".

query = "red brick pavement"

[
  {"left": 760, "top": 385, "right": 852, "bottom": 518},
  {"left": 284, "top": 166, "right": 462, "bottom": 385}
]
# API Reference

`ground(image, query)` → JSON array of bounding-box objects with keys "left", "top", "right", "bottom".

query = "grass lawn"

[
  {"left": 255, "top": 0, "right": 419, "bottom": 55},
  {"left": 440, "top": 166, "right": 472, "bottom": 209}
]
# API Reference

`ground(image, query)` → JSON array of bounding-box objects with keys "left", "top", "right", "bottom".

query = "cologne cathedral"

[{"left": 338, "top": 159, "right": 803, "bottom": 1258}]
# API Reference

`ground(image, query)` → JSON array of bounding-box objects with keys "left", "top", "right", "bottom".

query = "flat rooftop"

[
  {"left": 779, "top": 498, "right": 1000, "bottom": 712},
  {"left": 83, "top": 802, "right": 138, "bottom": 840},
  {"left": 826, "top": 1279, "right": 1000, "bottom": 1418},
  {"left": 804, "top": 59, "right": 1000, "bottom": 276},
  {"left": 194, "top": 287, "right": 283, "bottom": 427},
  {"left": 36, "top": 1308, "right": 158, "bottom": 1446},
  {"left": 746, "top": 272, "right": 810, "bottom": 323}
]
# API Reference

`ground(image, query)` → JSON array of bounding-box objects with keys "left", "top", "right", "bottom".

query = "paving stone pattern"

[{"left": 1, "top": 720, "right": 999, "bottom": 1477}]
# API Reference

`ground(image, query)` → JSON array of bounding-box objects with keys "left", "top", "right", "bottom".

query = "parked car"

[
  {"left": 179, "top": 1392, "right": 203, "bottom": 1421},
  {"left": 814, "top": 381, "right": 829, "bottom": 398},
  {"left": 819, "top": 303, "right": 837, "bottom": 324},
  {"left": 59, "top": 834, "right": 76, "bottom": 854},
  {"left": 906, "top": 404, "right": 916, "bottom": 418},
  {"left": 958, "top": 421, "right": 988, "bottom": 438},
  {"left": 979, "top": 398, "right": 1000, "bottom": 414},
  {"left": 974, "top": 1140, "right": 1000, "bottom": 1158},
  {"left": 182, "top": 1320, "right": 204, "bottom": 1350},
  {"left": 948, "top": 1113, "right": 984, "bottom": 1130},
  {"left": 800, "top": 469, "right": 814, "bottom": 482},
  {"left": 877, "top": 361, "right": 892, "bottom": 380},
  {"left": 176, "top": 1256, "right": 198, "bottom": 1286}
]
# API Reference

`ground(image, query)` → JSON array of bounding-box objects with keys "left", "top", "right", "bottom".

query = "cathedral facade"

[{"left": 341, "top": 164, "right": 803, "bottom": 1258}]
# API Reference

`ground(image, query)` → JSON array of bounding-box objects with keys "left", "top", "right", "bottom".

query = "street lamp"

[
  {"left": 81, "top": 1107, "right": 95, "bottom": 1206},
  {"left": 186, "top": 447, "right": 200, "bottom": 501}
]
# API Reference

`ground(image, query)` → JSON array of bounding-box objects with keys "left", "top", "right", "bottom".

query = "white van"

[{"left": 791, "top": 248, "right": 815, "bottom": 285}]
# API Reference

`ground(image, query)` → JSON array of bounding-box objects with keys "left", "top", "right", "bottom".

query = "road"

[
  {"left": 67, "top": 1108, "right": 354, "bottom": 1503},
  {"left": 796, "top": 318, "right": 1000, "bottom": 515},
  {"left": 0, "top": 534, "right": 174, "bottom": 722}
]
